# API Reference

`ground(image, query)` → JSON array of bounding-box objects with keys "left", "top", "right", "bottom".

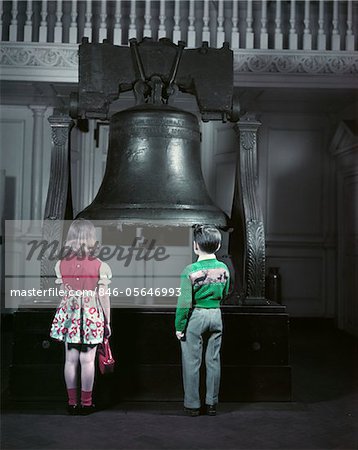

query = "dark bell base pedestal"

[{"left": 9, "top": 304, "right": 291, "bottom": 403}]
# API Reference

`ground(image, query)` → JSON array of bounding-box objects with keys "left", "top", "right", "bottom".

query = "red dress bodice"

[{"left": 60, "top": 256, "right": 101, "bottom": 291}]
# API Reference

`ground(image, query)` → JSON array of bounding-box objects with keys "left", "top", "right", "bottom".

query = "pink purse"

[{"left": 98, "top": 338, "right": 115, "bottom": 375}]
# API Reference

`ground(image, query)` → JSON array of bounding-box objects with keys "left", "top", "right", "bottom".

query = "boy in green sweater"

[{"left": 175, "top": 225, "right": 230, "bottom": 416}]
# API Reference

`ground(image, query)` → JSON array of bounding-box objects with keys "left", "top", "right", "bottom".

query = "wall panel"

[
  {"left": 266, "top": 127, "right": 323, "bottom": 239},
  {"left": 0, "top": 107, "right": 32, "bottom": 220}
]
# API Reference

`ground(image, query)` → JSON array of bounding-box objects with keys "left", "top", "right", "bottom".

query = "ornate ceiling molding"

[
  {"left": 234, "top": 50, "right": 358, "bottom": 75},
  {"left": 0, "top": 43, "right": 78, "bottom": 68},
  {"left": 0, "top": 43, "right": 78, "bottom": 82},
  {"left": 233, "top": 50, "right": 358, "bottom": 88}
]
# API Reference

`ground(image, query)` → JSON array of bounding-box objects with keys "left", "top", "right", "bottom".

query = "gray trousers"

[{"left": 180, "top": 308, "right": 223, "bottom": 409}]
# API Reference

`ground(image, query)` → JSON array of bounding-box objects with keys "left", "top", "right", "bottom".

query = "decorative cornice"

[
  {"left": 0, "top": 43, "right": 78, "bottom": 68},
  {"left": 234, "top": 50, "right": 358, "bottom": 74}
]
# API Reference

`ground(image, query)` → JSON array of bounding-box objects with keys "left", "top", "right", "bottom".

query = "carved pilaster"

[
  {"left": 41, "top": 115, "right": 74, "bottom": 294},
  {"left": 230, "top": 114, "right": 267, "bottom": 303},
  {"left": 44, "top": 115, "right": 74, "bottom": 220}
]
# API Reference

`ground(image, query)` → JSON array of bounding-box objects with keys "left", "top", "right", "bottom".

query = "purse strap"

[{"left": 103, "top": 338, "right": 113, "bottom": 360}]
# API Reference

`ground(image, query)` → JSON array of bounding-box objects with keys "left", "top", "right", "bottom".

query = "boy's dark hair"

[{"left": 193, "top": 225, "right": 222, "bottom": 254}]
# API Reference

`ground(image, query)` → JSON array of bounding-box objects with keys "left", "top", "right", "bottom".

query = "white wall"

[
  {"left": 0, "top": 105, "right": 52, "bottom": 221},
  {"left": 261, "top": 113, "right": 336, "bottom": 317},
  {"left": 0, "top": 106, "right": 33, "bottom": 221}
]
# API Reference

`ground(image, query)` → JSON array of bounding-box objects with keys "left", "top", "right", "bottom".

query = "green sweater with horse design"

[{"left": 175, "top": 257, "right": 230, "bottom": 332}]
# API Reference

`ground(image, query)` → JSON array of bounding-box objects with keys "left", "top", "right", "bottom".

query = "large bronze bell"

[{"left": 78, "top": 103, "right": 227, "bottom": 227}]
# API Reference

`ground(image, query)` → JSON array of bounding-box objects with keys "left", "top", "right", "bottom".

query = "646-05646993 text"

[{"left": 98, "top": 287, "right": 181, "bottom": 297}]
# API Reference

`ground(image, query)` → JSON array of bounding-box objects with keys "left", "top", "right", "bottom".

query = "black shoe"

[
  {"left": 206, "top": 404, "right": 217, "bottom": 416},
  {"left": 184, "top": 407, "right": 200, "bottom": 417},
  {"left": 66, "top": 404, "right": 79, "bottom": 415},
  {"left": 80, "top": 404, "right": 96, "bottom": 415}
]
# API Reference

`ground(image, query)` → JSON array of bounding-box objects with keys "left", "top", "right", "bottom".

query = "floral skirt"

[{"left": 50, "top": 294, "right": 105, "bottom": 344}]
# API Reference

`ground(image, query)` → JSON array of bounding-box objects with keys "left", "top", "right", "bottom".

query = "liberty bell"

[
  {"left": 78, "top": 101, "right": 226, "bottom": 226},
  {"left": 74, "top": 38, "right": 236, "bottom": 227}
]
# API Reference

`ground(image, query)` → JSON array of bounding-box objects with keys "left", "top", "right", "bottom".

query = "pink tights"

[{"left": 64, "top": 344, "right": 97, "bottom": 405}]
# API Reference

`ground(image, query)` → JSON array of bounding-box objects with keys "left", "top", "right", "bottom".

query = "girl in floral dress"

[{"left": 50, "top": 219, "right": 112, "bottom": 415}]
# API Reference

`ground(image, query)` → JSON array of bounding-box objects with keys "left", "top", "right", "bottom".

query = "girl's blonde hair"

[{"left": 64, "top": 219, "right": 98, "bottom": 255}]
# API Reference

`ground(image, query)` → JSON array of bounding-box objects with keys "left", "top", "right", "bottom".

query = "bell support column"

[
  {"left": 231, "top": 113, "right": 267, "bottom": 304},
  {"left": 44, "top": 115, "right": 74, "bottom": 220},
  {"left": 40, "top": 115, "right": 74, "bottom": 295}
]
